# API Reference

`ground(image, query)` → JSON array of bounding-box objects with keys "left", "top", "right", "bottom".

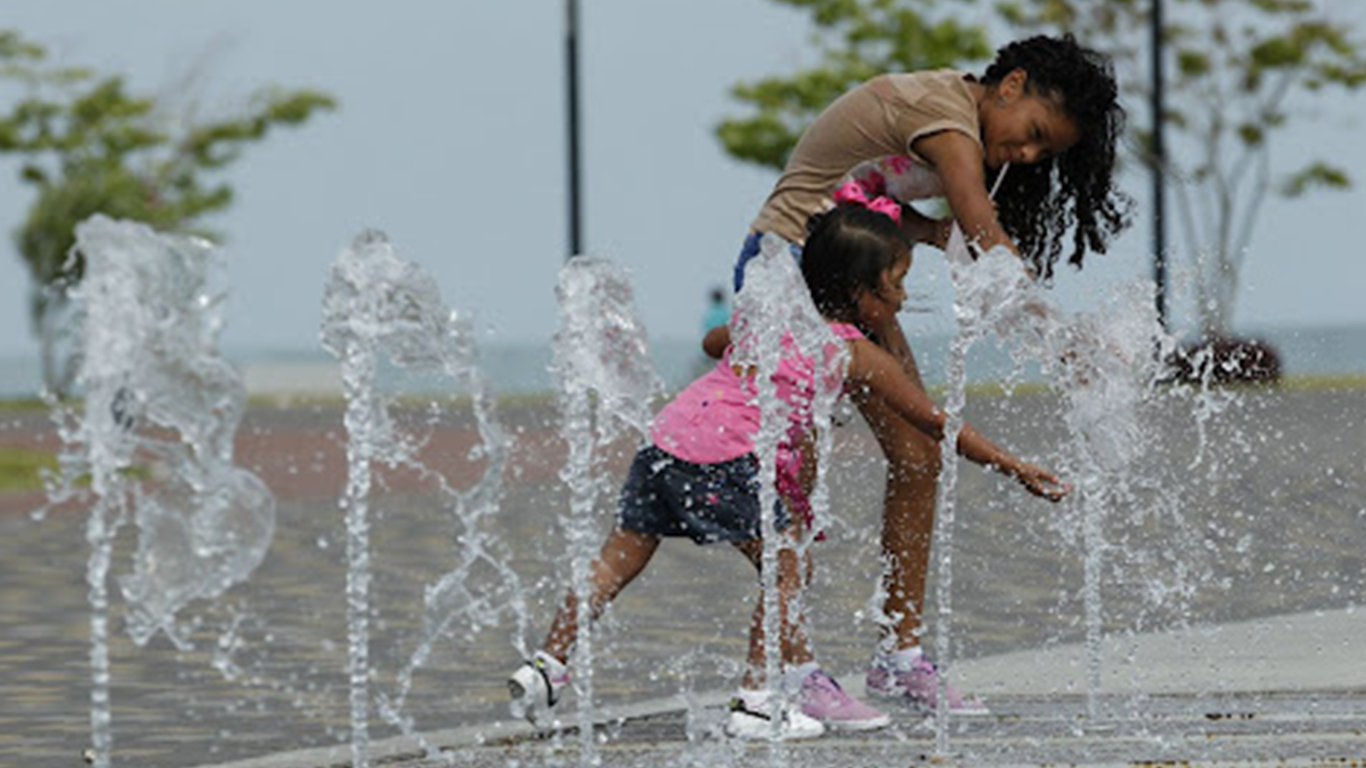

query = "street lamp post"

[
  {"left": 1151, "top": 0, "right": 1168, "bottom": 329},
  {"left": 565, "top": 0, "right": 583, "bottom": 260}
]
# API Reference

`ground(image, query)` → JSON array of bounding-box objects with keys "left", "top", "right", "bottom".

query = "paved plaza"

[
  {"left": 3, "top": 383, "right": 1364, "bottom": 767},
  {"left": 192, "top": 608, "right": 1366, "bottom": 767}
]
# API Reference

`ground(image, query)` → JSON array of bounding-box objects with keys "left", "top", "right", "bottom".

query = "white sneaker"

[
  {"left": 508, "top": 651, "right": 569, "bottom": 725},
  {"left": 724, "top": 693, "right": 825, "bottom": 741}
]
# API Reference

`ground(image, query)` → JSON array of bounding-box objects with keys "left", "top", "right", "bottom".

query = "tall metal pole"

[
  {"left": 1151, "top": 0, "right": 1168, "bottom": 329},
  {"left": 565, "top": 0, "right": 583, "bottom": 260}
]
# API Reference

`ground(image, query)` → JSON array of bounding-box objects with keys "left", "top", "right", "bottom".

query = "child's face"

[
  {"left": 856, "top": 251, "right": 911, "bottom": 326},
  {"left": 980, "top": 69, "right": 1080, "bottom": 170}
]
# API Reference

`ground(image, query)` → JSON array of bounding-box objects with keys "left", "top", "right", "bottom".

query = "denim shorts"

[
  {"left": 733, "top": 231, "right": 804, "bottom": 293},
  {"left": 617, "top": 445, "right": 791, "bottom": 544}
]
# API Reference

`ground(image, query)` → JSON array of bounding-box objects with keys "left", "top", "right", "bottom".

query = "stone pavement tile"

[
  {"left": 187, "top": 609, "right": 1366, "bottom": 768},
  {"left": 192, "top": 689, "right": 1366, "bottom": 768}
]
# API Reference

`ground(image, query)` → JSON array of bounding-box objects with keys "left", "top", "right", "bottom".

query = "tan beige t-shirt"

[{"left": 750, "top": 70, "right": 982, "bottom": 244}]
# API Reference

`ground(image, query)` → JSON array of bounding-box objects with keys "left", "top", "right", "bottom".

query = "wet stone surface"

[
  {"left": 396, "top": 692, "right": 1366, "bottom": 768},
  {"left": 2, "top": 385, "right": 1364, "bottom": 767}
]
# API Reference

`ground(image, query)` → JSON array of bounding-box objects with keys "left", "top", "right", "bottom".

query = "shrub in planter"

[{"left": 1166, "top": 336, "right": 1282, "bottom": 385}]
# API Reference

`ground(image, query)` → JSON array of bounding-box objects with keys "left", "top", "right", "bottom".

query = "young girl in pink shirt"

[{"left": 509, "top": 202, "right": 1069, "bottom": 740}]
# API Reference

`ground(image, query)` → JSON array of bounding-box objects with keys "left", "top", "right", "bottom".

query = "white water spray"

[
  {"left": 551, "top": 256, "right": 662, "bottom": 765},
  {"left": 926, "top": 154, "right": 1175, "bottom": 747},
  {"left": 56, "top": 215, "right": 275, "bottom": 768},
  {"left": 319, "top": 230, "right": 520, "bottom": 761},
  {"left": 945, "top": 236, "right": 1173, "bottom": 726},
  {"left": 322, "top": 229, "right": 524, "bottom": 765},
  {"left": 730, "top": 235, "right": 847, "bottom": 747},
  {"left": 928, "top": 168, "right": 1012, "bottom": 753}
]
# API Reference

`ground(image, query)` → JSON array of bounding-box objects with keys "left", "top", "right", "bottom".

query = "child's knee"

[{"left": 774, "top": 548, "right": 806, "bottom": 587}]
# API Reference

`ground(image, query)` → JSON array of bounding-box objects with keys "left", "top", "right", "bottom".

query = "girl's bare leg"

[
  {"left": 856, "top": 382, "right": 941, "bottom": 654},
  {"left": 734, "top": 526, "right": 814, "bottom": 689},
  {"left": 543, "top": 528, "right": 660, "bottom": 662}
]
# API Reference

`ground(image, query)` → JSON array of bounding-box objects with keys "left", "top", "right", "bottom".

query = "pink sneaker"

[
  {"left": 798, "top": 669, "right": 890, "bottom": 731},
  {"left": 865, "top": 656, "right": 989, "bottom": 715}
]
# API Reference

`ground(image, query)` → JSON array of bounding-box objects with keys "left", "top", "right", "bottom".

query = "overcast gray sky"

[{"left": 1, "top": 0, "right": 1363, "bottom": 361}]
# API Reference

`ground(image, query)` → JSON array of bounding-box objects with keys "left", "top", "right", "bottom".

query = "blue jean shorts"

[
  {"left": 617, "top": 445, "right": 791, "bottom": 545},
  {"left": 733, "top": 231, "right": 804, "bottom": 293}
]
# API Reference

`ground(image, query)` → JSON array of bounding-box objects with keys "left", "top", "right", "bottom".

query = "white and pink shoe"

[
  {"left": 508, "top": 651, "right": 570, "bottom": 725},
  {"left": 866, "top": 655, "right": 989, "bottom": 715},
  {"left": 797, "top": 669, "right": 890, "bottom": 730}
]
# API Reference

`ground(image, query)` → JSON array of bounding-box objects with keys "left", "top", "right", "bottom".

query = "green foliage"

[
  {"left": 999, "top": 0, "right": 1365, "bottom": 336},
  {"left": 1283, "top": 161, "right": 1349, "bottom": 197},
  {"left": 0, "top": 29, "right": 337, "bottom": 330},
  {"left": 0, "top": 445, "right": 148, "bottom": 491},
  {"left": 1000, "top": 0, "right": 1365, "bottom": 197},
  {"left": 0, "top": 446, "right": 55, "bottom": 492},
  {"left": 1237, "top": 123, "right": 1264, "bottom": 147},
  {"left": 726, "top": 0, "right": 1364, "bottom": 338},
  {"left": 716, "top": 0, "right": 991, "bottom": 170},
  {"left": 1177, "top": 50, "right": 1210, "bottom": 78}
]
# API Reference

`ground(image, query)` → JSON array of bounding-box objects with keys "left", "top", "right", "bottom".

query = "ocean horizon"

[{"left": 1, "top": 322, "right": 1363, "bottom": 399}]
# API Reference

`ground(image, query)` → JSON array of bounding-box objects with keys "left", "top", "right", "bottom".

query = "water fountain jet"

[
  {"left": 322, "top": 229, "right": 524, "bottom": 766},
  {"left": 551, "top": 255, "right": 663, "bottom": 765},
  {"left": 53, "top": 215, "right": 275, "bottom": 768}
]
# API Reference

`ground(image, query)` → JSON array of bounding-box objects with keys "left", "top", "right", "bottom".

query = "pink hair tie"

[
  {"left": 865, "top": 196, "right": 902, "bottom": 224},
  {"left": 832, "top": 180, "right": 901, "bottom": 225}
]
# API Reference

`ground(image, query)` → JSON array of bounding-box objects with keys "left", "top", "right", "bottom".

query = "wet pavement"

[
  {"left": 182, "top": 605, "right": 1366, "bottom": 767},
  {"left": 188, "top": 662, "right": 1366, "bottom": 766},
  {"left": 2, "top": 382, "right": 1364, "bottom": 767}
]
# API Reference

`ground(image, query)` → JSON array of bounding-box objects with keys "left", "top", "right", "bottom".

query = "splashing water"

[
  {"left": 927, "top": 232, "right": 975, "bottom": 755},
  {"left": 730, "top": 234, "right": 848, "bottom": 748},
  {"left": 53, "top": 215, "right": 275, "bottom": 768},
  {"left": 321, "top": 229, "right": 521, "bottom": 766},
  {"left": 551, "top": 256, "right": 663, "bottom": 765},
  {"left": 945, "top": 237, "right": 1175, "bottom": 725},
  {"left": 927, "top": 172, "right": 1015, "bottom": 752}
]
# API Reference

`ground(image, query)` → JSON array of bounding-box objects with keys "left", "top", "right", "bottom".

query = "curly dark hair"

[{"left": 980, "top": 34, "right": 1133, "bottom": 281}]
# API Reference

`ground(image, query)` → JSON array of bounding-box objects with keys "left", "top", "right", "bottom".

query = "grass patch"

[
  {"left": 1278, "top": 374, "right": 1366, "bottom": 392},
  {"left": 0, "top": 447, "right": 57, "bottom": 492},
  {"left": 0, "top": 447, "right": 152, "bottom": 493},
  {"left": 0, "top": 398, "right": 51, "bottom": 414}
]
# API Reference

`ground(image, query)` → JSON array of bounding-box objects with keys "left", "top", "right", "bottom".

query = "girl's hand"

[
  {"left": 703, "top": 323, "right": 731, "bottom": 360},
  {"left": 1010, "top": 461, "right": 1071, "bottom": 502},
  {"left": 899, "top": 205, "right": 950, "bottom": 248}
]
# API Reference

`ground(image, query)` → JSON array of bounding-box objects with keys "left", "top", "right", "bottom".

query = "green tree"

[
  {"left": 997, "top": 0, "right": 1366, "bottom": 339},
  {"left": 0, "top": 30, "right": 336, "bottom": 395},
  {"left": 716, "top": 0, "right": 991, "bottom": 171}
]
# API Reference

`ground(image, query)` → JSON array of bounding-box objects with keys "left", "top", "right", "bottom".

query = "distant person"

[
  {"left": 702, "top": 286, "right": 730, "bottom": 333},
  {"left": 508, "top": 203, "right": 1069, "bottom": 740},
  {"left": 694, "top": 286, "right": 732, "bottom": 377},
  {"left": 712, "top": 34, "right": 1130, "bottom": 713}
]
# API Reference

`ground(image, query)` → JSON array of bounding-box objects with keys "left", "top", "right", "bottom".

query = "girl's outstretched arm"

[
  {"left": 847, "top": 338, "right": 1069, "bottom": 501},
  {"left": 912, "top": 131, "right": 1017, "bottom": 256}
]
